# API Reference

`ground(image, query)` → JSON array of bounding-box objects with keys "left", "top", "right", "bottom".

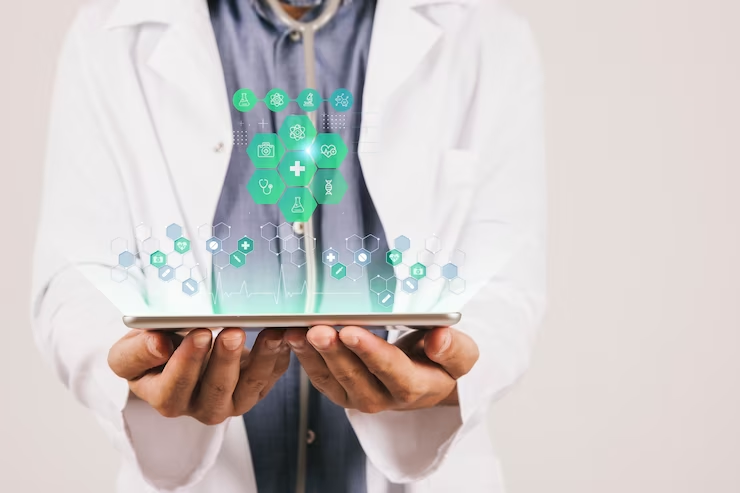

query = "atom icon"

[
  {"left": 335, "top": 93, "right": 350, "bottom": 108},
  {"left": 269, "top": 92, "right": 285, "bottom": 107},
  {"left": 289, "top": 124, "right": 307, "bottom": 141}
]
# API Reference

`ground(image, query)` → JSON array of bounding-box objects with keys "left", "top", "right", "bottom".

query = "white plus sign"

[
  {"left": 258, "top": 119, "right": 269, "bottom": 129},
  {"left": 290, "top": 160, "right": 305, "bottom": 177},
  {"left": 241, "top": 241, "right": 250, "bottom": 251},
  {"left": 326, "top": 252, "right": 336, "bottom": 262}
]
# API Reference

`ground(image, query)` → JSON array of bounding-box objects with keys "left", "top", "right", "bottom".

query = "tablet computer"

[{"left": 123, "top": 313, "right": 461, "bottom": 331}]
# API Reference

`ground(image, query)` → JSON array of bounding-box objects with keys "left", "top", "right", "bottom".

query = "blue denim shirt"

[{"left": 209, "top": 0, "right": 390, "bottom": 491}]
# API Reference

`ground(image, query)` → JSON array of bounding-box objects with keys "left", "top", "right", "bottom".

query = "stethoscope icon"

[{"left": 259, "top": 179, "right": 274, "bottom": 195}]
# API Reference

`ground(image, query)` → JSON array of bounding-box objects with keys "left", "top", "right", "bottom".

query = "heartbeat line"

[{"left": 210, "top": 264, "right": 361, "bottom": 306}]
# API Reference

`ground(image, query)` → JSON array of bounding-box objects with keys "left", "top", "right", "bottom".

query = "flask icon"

[
  {"left": 239, "top": 93, "right": 250, "bottom": 107},
  {"left": 291, "top": 197, "right": 305, "bottom": 213}
]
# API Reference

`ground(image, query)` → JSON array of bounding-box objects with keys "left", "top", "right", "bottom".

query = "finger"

[
  {"left": 338, "top": 326, "right": 421, "bottom": 400},
  {"left": 285, "top": 328, "right": 348, "bottom": 405},
  {"left": 193, "top": 329, "right": 246, "bottom": 423},
  {"left": 233, "top": 329, "right": 288, "bottom": 412},
  {"left": 308, "top": 326, "right": 390, "bottom": 411},
  {"left": 423, "top": 328, "right": 480, "bottom": 379},
  {"left": 108, "top": 330, "right": 174, "bottom": 380},
  {"left": 132, "top": 329, "right": 213, "bottom": 417}
]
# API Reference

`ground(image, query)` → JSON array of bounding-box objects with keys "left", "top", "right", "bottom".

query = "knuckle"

[
  {"left": 311, "top": 372, "right": 334, "bottom": 391},
  {"left": 334, "top": 367, "right": 364, "bottom": 386},
  {"left": 356, "top": 400, "right": 385, "bottom": 414},
  {"left": 196, "top": 411, "right": 229, "bottom": 426},
  {"left": 244, "top": 378, "right": 268, "bottom": 395},
  {"left": 152, "top": 398, "right": 181, "bottom": 419}
]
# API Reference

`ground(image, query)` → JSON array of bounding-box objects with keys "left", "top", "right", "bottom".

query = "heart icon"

[{"left": 320, "top": 144, "right": 338, "bottom": 159}]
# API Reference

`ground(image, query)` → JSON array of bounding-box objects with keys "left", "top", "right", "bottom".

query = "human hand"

[
  {"left": 108, "top": 328, "right": 290, "bottom": 424},
  {"left": 284, "top": 326, "right": 479, "bottom": 413}
]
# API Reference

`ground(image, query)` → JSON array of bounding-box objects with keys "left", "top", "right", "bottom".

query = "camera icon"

[{"left": 257, "top": 142, "right": 276, "bottom": 159}]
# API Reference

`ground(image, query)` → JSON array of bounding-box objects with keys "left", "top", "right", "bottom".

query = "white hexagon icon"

[{"left": 425, "top": 235, "right": 442, "bottom": 254}]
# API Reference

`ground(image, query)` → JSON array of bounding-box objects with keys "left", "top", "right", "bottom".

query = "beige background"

[{"left": 1, "top": 0, "right": 738, "bottom": 492}]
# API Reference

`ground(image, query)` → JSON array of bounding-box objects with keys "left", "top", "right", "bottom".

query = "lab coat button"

[
  {"left": 289, "top": 30, "right": 302, "bottom": 42},
  {"left": 293, "top": 222, "right": 304, "bottom": 235},
  {"left": 306, "top": 429, "right": 316, "bottom": 445}
]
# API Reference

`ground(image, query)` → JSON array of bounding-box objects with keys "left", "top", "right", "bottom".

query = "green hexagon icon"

[
  {"left": 237, "top": 236, "right": 255, "bottom": 255},
  {"left": 230, "top": 251, "right": 247, "bottom": 268},
  {"left": 310, "top": 169, "right": 348, "bottom": 205},
  {"left": 279, "top": 187, "right": 317, "bottom": 222},
  {"left": 279, "top": 152, "right": 317, "bottom": 187},
  {"left": 386, "top": 249, "right": 403, "bottom": 266},
  {"left": 297, "top": 88, "right": 322, "bottom": 112},
  {"left": 247, "top": 169, "right": 286, "bottom": 205},
  {"left": 232, "top": 89, "right": 257, "bottom": 112},
  {"left": 247, "top": 133, "right": 285, "bottom": 168},
  {"left": 410, "top": 262, "right": 427, "bottom": 280},
  {"left": 150, "top": 251, "right": 167, "bottom": 268},
  {"left": 174, "top": 237, "right": 191, "bottom": 254},
  {"left": 265, "top": 88, "right": 290, "bottom": 112},
  {"left": 279, "top": 115, "right": 317, "bottom": 151},
  {"left": 310, "top": 133, "right": 348, "bottom": 169}
]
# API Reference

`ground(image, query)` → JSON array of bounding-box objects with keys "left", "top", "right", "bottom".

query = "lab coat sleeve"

[
  {"left": 346, "top": 15, "right": 546, "bottom": 483},
  {"left": 30, "top": 17, "right": 227, "bottom": 492}
]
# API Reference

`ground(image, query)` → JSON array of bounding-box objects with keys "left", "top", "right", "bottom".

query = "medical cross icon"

[
  {"left": 290, "top": 160, "right": 305, "bottom": 177},
  {"left": 241, "top": 240, "right": 251, "bottom": 251},
  {"left": 325, "top": 252, "right": 336, "bottom": 263}
]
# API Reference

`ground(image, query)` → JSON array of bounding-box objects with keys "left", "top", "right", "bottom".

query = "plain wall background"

[{"left": 1, "top": 0, "right": 738, "bottom": 492}]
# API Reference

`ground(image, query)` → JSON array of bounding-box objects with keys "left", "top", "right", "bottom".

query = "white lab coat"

[{"left": 31, "top": 0, "right": 546, "bottom": 491}]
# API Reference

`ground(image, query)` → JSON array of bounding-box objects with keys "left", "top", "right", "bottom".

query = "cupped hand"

[
  {"left": 108, "top": 328, "right": 290, "bottom": 425},
  {"left": 284, "top": 326, "right": 479, "bottom": 413}
]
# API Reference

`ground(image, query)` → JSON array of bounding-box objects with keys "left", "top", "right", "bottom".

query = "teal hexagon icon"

[
  {"left": 297, "top": 88, "right": 321, "bottom": 112},
  {"left": 247, "top": 169, "right": 286, "bottom": 204},
  {"left": 410, "top": 262, "right": 427, "bottom": 280},
  {"left": 174, "top": 237, "right": 191, "bottom": 254},
  {"left": 279, "top": 152, "right": 317, "bottom": 187},
  {"left": 279, "top": 115, "right": 317, "bottom": 151},
  {"left": 310, "top": 169, "right": 348, "bottom": 205},
  {"left": 230, "top": 251, "right": 247, "bottom": 268},
  {"left": 150, "top": 251, "right": 167, "bottom": 268},
  {"left": 247, "top": 133, "right": 285, "bottom": 168},
  {"left": 265, "top": 88, "right": 290, "bottom": 112},
  {"left": 233, "top": 89, "right": 257, "bottom": 112},
  {"left": 386, "top": 249, "right": 403, "bottom": 266},
  {"left": 237, "top": 236, "right": 255, "bottom": 255},
  {"left": 279, "top": 187, "right": 317, "bottom": 222},
  {"left": 310, "top": 133, "right": 348, "bottom": 169}
]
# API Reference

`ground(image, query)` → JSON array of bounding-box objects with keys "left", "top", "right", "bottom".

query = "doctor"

[{"left": 31, "top": 0, "right": 545, "bottom": 492}]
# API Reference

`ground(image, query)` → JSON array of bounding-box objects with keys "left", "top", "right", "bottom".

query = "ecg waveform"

[{"left": 210, "top": 263, "right": 362, "bottom": 307}]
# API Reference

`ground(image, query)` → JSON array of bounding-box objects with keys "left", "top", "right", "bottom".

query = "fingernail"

[
  {"left": 310, "top": 335, "right": 332, "bottom": 351},
  {"left": 222, "top": 333, "right": 244, "bottom": 351},
  {"left": 193, "top": 332, "right": 212, "bottom": 349},
  {"left": 287, "top": 339, "right": 305, "bottom": 350},
  {"left": 266, "top": 338, "right": 283, "bottom": 350},
  {"left": 146, "top": 336, "right": 165, "bottom": 358},
  {"left": 342, "top": 335, "right": 360, "bottom": 348},
  {"left": 436, "top": 330, "right": 452, "bottom": 357}
]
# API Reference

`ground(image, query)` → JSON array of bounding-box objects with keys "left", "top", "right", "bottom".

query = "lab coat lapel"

[
  {"left": 129, "top": 0, "right": 232, "bottom": 292},
  {"left": 360, "top": 0, "right": 444, "bottom": 312},
  {"left": 359, "top": 0, "right": 442, "bottom": 244}
]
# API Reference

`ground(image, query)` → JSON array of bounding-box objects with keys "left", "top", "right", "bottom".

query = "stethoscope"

[
  {"left": 262, "top": 2, "right": 341, "bottom": 491},
  {"left": 258, "top": 178, "right": 273, "bottom": 195}
]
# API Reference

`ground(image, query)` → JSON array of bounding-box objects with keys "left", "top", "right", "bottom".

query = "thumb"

[
  {"left": 423, "top": 328, "right": 479, "bottom": 380},
  {"left": 108, "top": 330, "right": 174, "bottom": 381}
]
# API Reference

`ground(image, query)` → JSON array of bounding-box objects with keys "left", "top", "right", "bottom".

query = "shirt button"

[
  {"left": 306, "top": 429, "right": 316, "bottom": 445},
  {"left": 293, "top": 222, "right": 305, "bottom": 235},
  {"left": 289, "top": 30, "right": 302, "bottom": 42}
]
